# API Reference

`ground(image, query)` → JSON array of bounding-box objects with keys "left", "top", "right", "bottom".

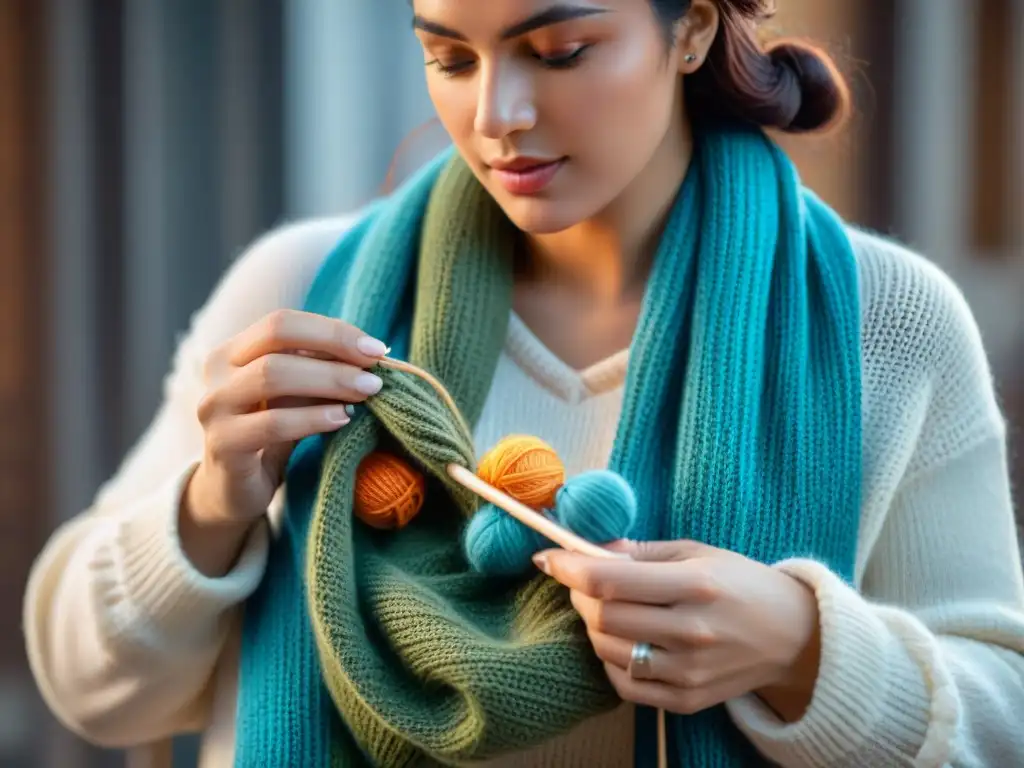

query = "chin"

[{"left": 491, "top": 193, "right": 596, "bottom": 235}]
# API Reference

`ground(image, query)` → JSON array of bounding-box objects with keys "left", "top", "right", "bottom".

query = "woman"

[{"left": 24, "top": 1, "right": 1024, "bottom": 766}]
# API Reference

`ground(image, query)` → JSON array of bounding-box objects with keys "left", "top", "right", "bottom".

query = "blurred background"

[{"left": 2, "top": 1, "right": 1022, "bottom": 766}]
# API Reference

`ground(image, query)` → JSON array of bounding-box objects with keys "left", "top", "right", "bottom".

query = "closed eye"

[
  {"left": 427, "top": 44, "right": 592, "bottom": 78},
  {"left": 535, "top": 44, "right": 590, "bottom": 69},
  {"left": 426, "top": 57, "right": 475, "bottom": 77}
]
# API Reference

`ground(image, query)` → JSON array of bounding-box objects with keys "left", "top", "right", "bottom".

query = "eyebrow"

[{"left": 412, "top": 4, "right": 608, "bottom": 42}]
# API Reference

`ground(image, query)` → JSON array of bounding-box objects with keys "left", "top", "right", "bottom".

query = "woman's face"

[{"left": 412, "top": 0, "right": 689, "bottom": 234}]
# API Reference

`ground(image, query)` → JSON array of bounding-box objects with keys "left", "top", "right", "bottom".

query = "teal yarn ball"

[
  {"left": 464, "top": 471, "right": 638, "bottom": 575},
  {"left": 553, "top": 470, "right": 637, "bottom": 543},
  {"left": 464, "top": 502, "right": 546, "bottom": 575}
]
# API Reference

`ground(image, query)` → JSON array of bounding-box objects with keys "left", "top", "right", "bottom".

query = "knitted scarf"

[{"left": 234, "top": 124, "right": 862, "bottom": 767}]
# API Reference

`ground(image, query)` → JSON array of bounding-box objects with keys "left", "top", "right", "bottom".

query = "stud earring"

[{"left": 684, "top": 53, "right": 698, "bottom": 64}]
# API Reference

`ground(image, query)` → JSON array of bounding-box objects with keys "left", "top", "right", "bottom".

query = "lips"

[{"left": 488, "top": 156, "right": 566, "bottom": 196}]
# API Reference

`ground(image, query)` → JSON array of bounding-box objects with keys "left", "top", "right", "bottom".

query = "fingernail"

[
  {"left": 532, "top": 553, "right": 550, "bottom": 574},
  {"left": 325, "top": 407, "right": 350, "bottom": 425},
  {"left": 356, "top": 336, "right": 389, "bottom": 357},
  {"left": 354, "top": 372, "right": 383, "bottom": 395}
]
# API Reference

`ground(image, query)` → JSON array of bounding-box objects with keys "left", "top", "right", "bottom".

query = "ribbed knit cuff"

[
  {"left": 726, "top": 559, "right": 958, "bottom": 768},
  {"left": 94, "top": 462, "right": 269, "bottom": 650}
]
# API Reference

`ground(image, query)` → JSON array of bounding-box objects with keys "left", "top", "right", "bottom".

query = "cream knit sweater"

[{"left": 23, "top": 214, "right": 1024, "bottom": 767}]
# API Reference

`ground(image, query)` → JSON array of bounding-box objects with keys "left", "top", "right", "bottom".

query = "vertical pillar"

[
  {"left": 284, "top": 0, "right": 378, "bottom": 217},
  {"left": 892, "top": 0, "right": 976, "bottom": 268},
  {"left": 2, "top": 2, "right": 54, "bottom": 765},
  {"left": 122, "top": 0, "right": 224, "bottom": 445},
  {"left": 283, "top": 2, "right": 438, "bottom": 217},
  {"left": 46, "top": 0, "right": 103, "bottom": 526},
  {"left": 122, "top": 0, "right": 172, "bottom": 444},
  {"left": 218, "top": 0, "right": 285, "bottom": 265},
  {"left": 1014, "top": 0, "right": 1024, "bottom": 254}
]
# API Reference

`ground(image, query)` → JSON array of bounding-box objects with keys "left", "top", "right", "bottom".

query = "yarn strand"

[
  {"left": 376, "top": 359, "right": 630, "bottom": 560},
  {"left": 235, "top": 127, "right": 863, "bottom": 768},
  {"left": 378, "top": 356, "right": 474, "bottom": 443}
]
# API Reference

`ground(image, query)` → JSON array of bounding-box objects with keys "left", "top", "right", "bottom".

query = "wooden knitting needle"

[
  {"left": 447, "top": 464, "right": 629, "bottom": 560},
  {"left": 377, "top": 356, "right": 473, "bottom": 437},
  {"left": 378, "top": 357, "right": 629, "bottom": 561}
]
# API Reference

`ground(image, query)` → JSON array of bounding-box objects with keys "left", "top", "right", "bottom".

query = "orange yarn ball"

[
  {"left": 477, "top": 435, "right": 566, "bottom": 509},
  {"left": 354, "top": 452, "right": 425, "bottom": 530}
]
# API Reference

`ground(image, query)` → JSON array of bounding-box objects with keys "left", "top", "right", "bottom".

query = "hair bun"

[
  {"left": 767, "top": 42, "right": 849, "bottom": 133},
  {"left": 685, "top": 13, "right": 852, "bottom": 136}
]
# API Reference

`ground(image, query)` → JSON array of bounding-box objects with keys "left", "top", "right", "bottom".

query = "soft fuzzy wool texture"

[
  {"left": 476, "top": 435, "right": 565, "bottom": 509},
  {"left": 236, "top": 151, "right": 618, "bottom": 767},
  {"left": 352, "top": 452, "right": 426, "bottom": 530},
  {"left": 233, "top": 124, "right": 863, "bottom": 767},
  {"left": 551, "top": 471, "right": 638, "bottom": 545},
  {"left": 465, "top": 470, "right": 639, "bottom": 575},
  {"left": 22, "top": 191, "right": 1024, "bottom": 768}
]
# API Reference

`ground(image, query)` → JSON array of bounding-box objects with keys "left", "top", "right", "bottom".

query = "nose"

[{"left": 474, "top": 60, "right": 536, "bottom": 139}]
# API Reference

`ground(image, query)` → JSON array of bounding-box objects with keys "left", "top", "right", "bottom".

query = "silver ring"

[{"left": 629, "top": 642, "right": 655, "bottom": 680}]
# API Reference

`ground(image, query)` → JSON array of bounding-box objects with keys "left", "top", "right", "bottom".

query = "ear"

[{"left": 675, "top": 0, "right": 720, "bottom": 74}]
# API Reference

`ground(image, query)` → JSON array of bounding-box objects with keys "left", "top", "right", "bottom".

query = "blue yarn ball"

[
  {"left": 553, "top": 470, "right": 637, "bottom": 543},
  {"left": 464, "top": 502, "right": 546, "bottom": 576}
]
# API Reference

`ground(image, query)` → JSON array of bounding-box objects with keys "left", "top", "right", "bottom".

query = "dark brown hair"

[
  {"left": 651, "top": 0, "right": 851, "bottom": 133},
  {"left": 385, "top": 1, "right": 850, "bottom": 192}
]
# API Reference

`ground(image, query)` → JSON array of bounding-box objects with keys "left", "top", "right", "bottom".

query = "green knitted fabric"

[{"left": 235, "top": 124, "right": 863, "bottom": 767}]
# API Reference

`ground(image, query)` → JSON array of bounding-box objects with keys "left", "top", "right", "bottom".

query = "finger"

[
  {"left": 207, "top": 404, "right": 350, "bottom": 459},
  {"left": 589, "top": 631, "right": 664, "bottom": 676},
  {"left": 214, "top": 354, "right": 384, "bottom": 414},
  {"left": 604, "top": 663, "right": 682, "bottom": 711},
  {"left": 535, "top": 550, "right": 719, "bottom": 605},
  {"left": 226, "top": 309, "right": 388, "bottom": 368},
  {"left": 260, "top": 441, "right": 298, "bottom": 482},
  {"left": 571, "top": 591, "right": 676, "bottom": 646},
  {"left": 603, "top": 662, "right": 756, "bottom": 716},
  {"left": 604, "top": 539, "right": 718, "bottom": 562},
  {"left": 570, "top": 592, "right": 717, "bottom": 649},
  {"left": 588, "top": 631, "right": 721, "bottom": 689},
  {"left": 599, "top": 540, "right": 636, "bottom": 555},
  {"left": 266, "top": 395, "right": 350, "bottom": 411}
]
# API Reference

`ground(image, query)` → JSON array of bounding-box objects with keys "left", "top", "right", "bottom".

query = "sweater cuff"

[
  {"left": 94, "top": 463, "right": 270, "bottom": 649},
  {"left": 725, "top": 559, "right": 958, "bottom": 768}
]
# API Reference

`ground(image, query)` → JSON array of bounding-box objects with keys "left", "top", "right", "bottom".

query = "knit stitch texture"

[{"left": 234, "top": 124, "right": 863, "bottom": 767}]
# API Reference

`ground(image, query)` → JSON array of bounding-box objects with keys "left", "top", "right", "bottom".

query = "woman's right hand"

[{"left": 182, "top": 310, "right": 389, "bottom": 552}]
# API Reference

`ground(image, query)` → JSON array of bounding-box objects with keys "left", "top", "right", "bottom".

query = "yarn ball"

[
  {"left": 463, "top": 502, "right": 547, "bottom": 576},
  {"left": 553, "top": 470, "right": 637, "bottom": 543},
  {"left": 477, "top": 435, "right": 566, "bottom": 509},
  {"left": 354, "top": 451, "right": 425, "bottom": 530}
]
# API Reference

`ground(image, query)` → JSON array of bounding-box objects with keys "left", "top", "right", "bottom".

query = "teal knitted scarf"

[{"left": 234, "top": 124, "right": 862, "bottom": 767}]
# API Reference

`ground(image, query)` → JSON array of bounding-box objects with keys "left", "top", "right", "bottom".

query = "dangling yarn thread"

[
  {"left": 354, "top": 451, "right": 425, "bottom": 530},
  {"left": 476, "top": 435, "right": 566, "bottom": 510}
]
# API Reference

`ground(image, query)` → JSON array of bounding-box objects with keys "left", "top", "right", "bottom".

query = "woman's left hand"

[{"left": 532, "top": 540, "right": 823, "bottom": 722}]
